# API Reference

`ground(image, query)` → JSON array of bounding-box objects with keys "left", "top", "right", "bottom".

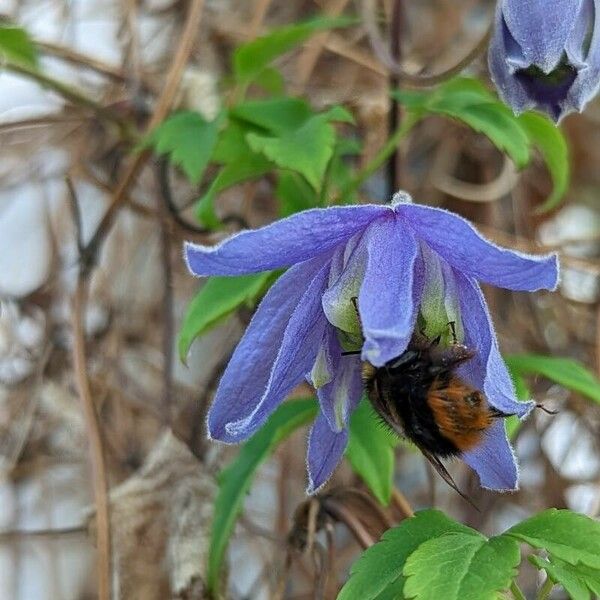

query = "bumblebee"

[
  {"left": 362, "top": 329, "right": 510, "bottom": 503},
  {"left": 347, "top": 298, "right": 510, "bottom": 502}
]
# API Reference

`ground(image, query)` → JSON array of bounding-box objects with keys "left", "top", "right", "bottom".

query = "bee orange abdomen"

[{"left": 426, "top": 376, "right": 495, "bottom": 452}]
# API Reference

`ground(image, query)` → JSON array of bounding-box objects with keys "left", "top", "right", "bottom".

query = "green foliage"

[
  {"left": 178, "top": 272, "right": 274, "bottom": 362},
  {"left": 339, "top": 508, "right": 600, "bottom": 600},
  {"left": 142, "top": 111, "right": 221, "bottom": 184},
  {"left": 504, "top": 509, "right": 600, "bottom": 569},
  {"left": 247, "top": 113, "right": 337, "bottom": 191},
  {"left": 393, "top": 77, "right": 570, "bottom": 208},
  {"left": 530, "top": 556, "right": 600, "bottom": 600},
  {"left": 518, "top": 112, "right": 570, "bottom": 212},
  {"left": 345, "top": 400, "right": 396, "bottom": 505},
  {"left": 195, "top": 100, "right": 353, "bottom": 226},
  {"left": 393, "top": 78, "right": 530, "bottom": 168},
  {"left": 0, "top": 24, "right": 38, "bottom": 68},
  {"left": 207, "top": 398, "right": 318, "bottom": 596},
  {"left": 337, "top": 510, "right": 477, "bottom": 600},
  {"left": 233, "top": 16, "right": 355, "bottom": 86},
  {"left": 403, "top": 533, "right": 520, "bottom": 600},
  {"left": 505, "top": 354, "right": 600, "bottom": 405},
  {"left": 276, "top": 171, "right": 319, "bottom": 216}
]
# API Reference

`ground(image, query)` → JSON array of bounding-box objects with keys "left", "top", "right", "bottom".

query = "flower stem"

[
  {"left": 340, "top": 112, "right": 419, "bottom": 200},
  {"left": 536, "top": 576, "right": 555, "bottom": 600},
  {"left": 510, "top": 581, "right": 527, "bottom": 600}
]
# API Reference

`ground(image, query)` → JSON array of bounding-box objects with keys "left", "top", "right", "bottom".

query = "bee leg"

[
  {"left": 536, "top": 403, "right": 559, "bottom": 415},
  {"left": 420, "top": 448, "right": 480, "bottom": 512},
  {"left": 447, "top": 321, "right": 458, "bottom": 345},
  {"left": 341, "top": 350, "right": 361, "bottom": 356}
]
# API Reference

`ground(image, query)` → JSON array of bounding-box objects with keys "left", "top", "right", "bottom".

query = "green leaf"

[
  {"left": 247, "top": 113, "right": 336, "bottom": 190},
  {"left": 253, "top": 66, "right": 285, "bottom": 95},
  {"left": 374, "top": 577, "right": 406, "bottom": 600},
  {"left": 143, "top": 111, "right": 221, "bottom": 184},
  {"left": 194, "top": 152, "right": 272, "bottom": 228},
  {"left": 403, "top": 533, "right": 520, "bottom": 600},
  {"left": 231, "top": 97, "right": 313, "bottom": 134},
  {"left": 393, "top": 77, "right": 531, "bottom": 168},
  {"left": 505, "top": 354, "right": 600, "bottom": 406},
  {"left": 233, "top": 15, "right": 355, "bottom": 85},
  {"left": 518, "top": 112, "right": 570, "bottom": 212},
  {"left": 276, "top": 171, "right": 320, "bottom": 216},
  {"left": 346, "top": 400, "right": 396, "bottom": 505},
  {"left": 505, "top": 509, "right": 600, "bottom": 569},
  {"left": 178, "top": 272, "right": 272, "bottom": 362},
  {"left": 208, "top": 398, "right": 318, "bottom": 596},
  {"left": 337, "top": 510, "right": 479, "bottom": 600},
  {"left": 0, "top": 24, "right": 38, "bottom": 68},
  {"left": 530, "top": 556, "right": 600, "bottom": 600}
]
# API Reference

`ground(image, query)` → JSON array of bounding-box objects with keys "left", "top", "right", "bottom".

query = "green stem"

[
  {"left": 536, "top": 576, "right": 555, "bottom": 600},
  {"left": 4, "top": 60, "right": 132, "bottom": 133},
  {"left": 340, "top": 112, "right": 419, "bottom": 199},
  {"left": 510, "top": 581, "right": 527, "bottom": 600}
]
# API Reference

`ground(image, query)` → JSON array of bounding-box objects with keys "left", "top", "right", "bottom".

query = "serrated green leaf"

[
  {"left": 208, "top": 398, "right": 318, "bottom": 596},
  {"left": 247, "top": 113, "right": 335, "bottom": 190},
  {"left": 337, "top": 510, "right": 479, "bottom": 600},
  {"left": 518, "top": 112, "right": 570, "bottom": 212},
  {"left": 231, "top": 97, "right": 313, "bottom": 134},
  {"left": 178, "top": 272, "right": 273, "bottom": 362},
  {"left": 505, "top": 355, "right": 600, "bottom": 406},
  {"left": 346, "top": 400, "right": 396, "bottom": 505},
  {"left": 143, "top": 111, "right": 221, "bottom": 184},
  {"left": 276, "top": 171, "right": 320, "bottom": 216},
  {"left": 530, "top": 556, "right": 600, "bottom": 600},
  {"left": 0, "top": 24, "right": 38, "bottom": 68},
  {"left": 403, "top": 533, "right": 520, "bottom": 600},
  {"left": 505, "top": 509, "right": 600, "bottom": 569},
  {"left": 233, "top": 15, "right": 355, "bottom": 85}
]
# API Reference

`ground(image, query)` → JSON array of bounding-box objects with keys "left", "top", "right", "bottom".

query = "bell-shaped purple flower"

[
  {"left": 184, "top": 193, "right": 559, "bottom": 493},
  {"left": 489, "top": 0, "right": 600, "bottom": 121}
]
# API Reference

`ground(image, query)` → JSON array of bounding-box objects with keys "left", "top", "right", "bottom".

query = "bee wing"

[{"left": 420, "top": 448, "right": 480, "bottom": 512}]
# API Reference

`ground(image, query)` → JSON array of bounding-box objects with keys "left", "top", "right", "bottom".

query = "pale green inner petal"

[
  {"left": 322, "top": 234, "right": 366, "bottom": 336},
  {"left": 419, "top": 244, "right": 464, "bottom": 344},
  {"left": 310, "top": 341, "right": 333, "bottom": 389},
  {"left": 332, "top": 364, "right": 355, "bottom": 431}
]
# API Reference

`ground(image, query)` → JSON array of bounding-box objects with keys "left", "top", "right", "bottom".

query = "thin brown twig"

[
  {"left": 72, "top": 277, "right": 112, "bottom": 600},
  {"left": 360, "top": 0, "right": 492, "bottom": 86},
  {"left": 0, "top": 525, "right": 87, "bottom": 542},
  {"left": 82, "top": 0, "right": 205, "bottom": 272},
  {"left": 322, "top": 498, "right": 375, "bottom": 549},
  {"left": 391, "top": 487, "right": 414, "bottom": 519}
]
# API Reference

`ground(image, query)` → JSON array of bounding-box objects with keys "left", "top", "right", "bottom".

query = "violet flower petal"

[
  {"left": 359, "top": 214, "right": 420, "bottom": 366},
  {"left": 185, "top": 205, "right": 390, "bottom": 276},
  {"left": 399, "top": 204, "right": 559, "bottom": 292},
  {"left": 225, "top": 258, "right": 332, "bottom": 440},
  {"left": 502, "top": 0, "right": 581, "bottom": 72},
  {"left": 454, "top": 270, "right": 533, "bottom": 418},
  {"left": 463, "top": 419, "right": 519, "bottom": 491},
  {"left": 207, "top": 254, "right": 329, "bottom": 443},
  {"left": 306, "top": 412, "right": 349, "bottom": 494}
]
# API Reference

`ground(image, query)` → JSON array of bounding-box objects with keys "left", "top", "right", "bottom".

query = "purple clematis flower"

[
  {"left": 489, "top": 0, "right": 600, "bottom": 121},
  {"left": 184, "top": 193, "right": 559, "bottom": 493}
]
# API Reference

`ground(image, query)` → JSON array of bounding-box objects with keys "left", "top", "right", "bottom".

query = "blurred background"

[{"left": 0, "top": 0, "right": 598, "bottom": 598}]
